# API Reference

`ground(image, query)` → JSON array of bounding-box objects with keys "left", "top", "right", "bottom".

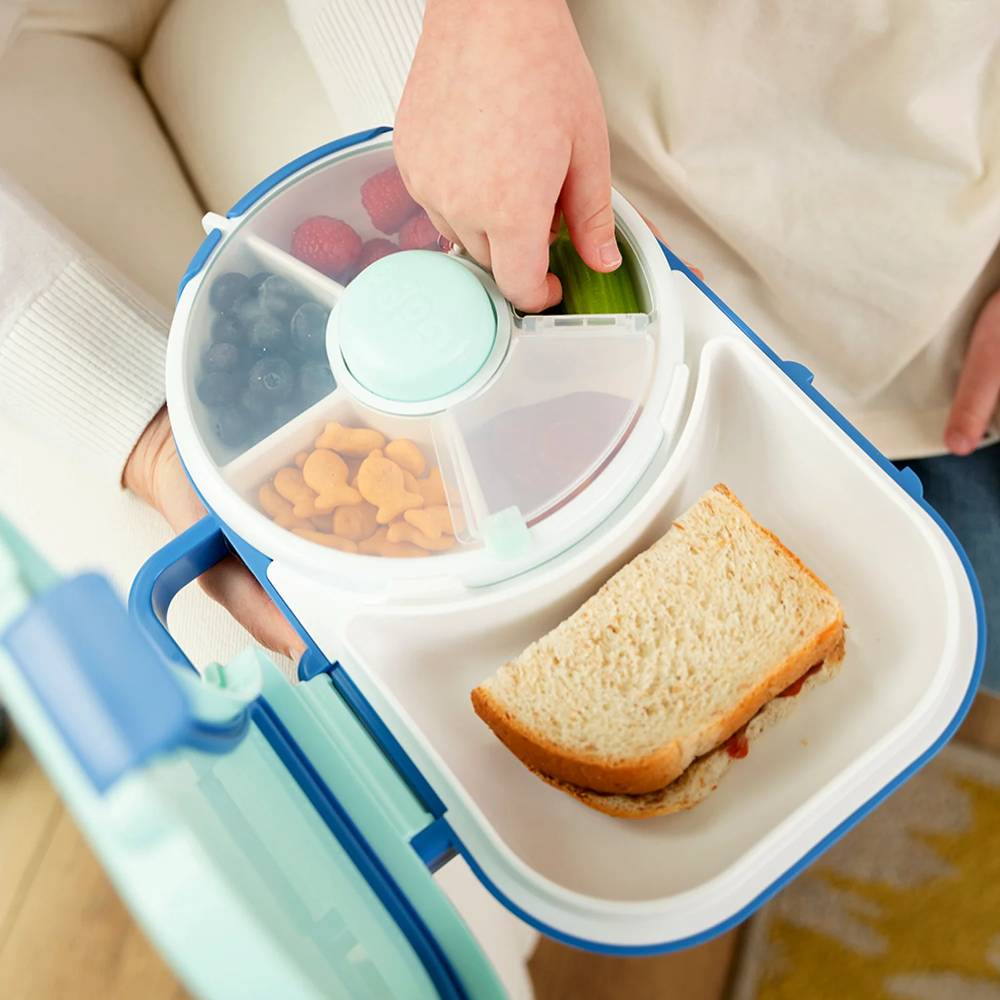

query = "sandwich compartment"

[{"left": 0, "top": 129, "right": 983, "bottom": 993}]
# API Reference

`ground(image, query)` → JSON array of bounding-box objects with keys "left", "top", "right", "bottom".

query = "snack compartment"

[
  {"left": 183, "top": 234, "right": 341, "bottom": 465},
  {"left": 234, "top": 139, "right": 446, "bottom": 282},
  {"left": 222, "top": 389, "right": 469, "bottom": 559},
  {"left": 431, "top": 320, "right": 654, "bottom": 547}
]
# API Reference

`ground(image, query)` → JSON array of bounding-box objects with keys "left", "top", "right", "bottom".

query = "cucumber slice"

[{"left": 548, "top": 230, "right": 641, "bottom": 314}]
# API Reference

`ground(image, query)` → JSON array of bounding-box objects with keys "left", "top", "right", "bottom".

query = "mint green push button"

[{"left": 336, "top": 251, "right": 496, "bottom": 403}]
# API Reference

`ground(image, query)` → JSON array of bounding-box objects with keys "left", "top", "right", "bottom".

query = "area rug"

[{"left": 731, "top": 742, "right": 1000, "bottom": 1000}]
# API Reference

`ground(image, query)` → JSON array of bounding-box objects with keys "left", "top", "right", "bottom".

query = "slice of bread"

[
  {"left": 471, "top": 484, "right": 844, "bottom": 796},
  {"left": 537, "top": 643, "right": 844, "bottom": 818}
]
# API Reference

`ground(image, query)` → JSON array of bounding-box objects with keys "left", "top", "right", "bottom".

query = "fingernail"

[
  {"left": 598, "top": 241, "right": 622, "bottom": 269},
  {"left": 945, "top": 430, "right": 973, "bottom": 454}
]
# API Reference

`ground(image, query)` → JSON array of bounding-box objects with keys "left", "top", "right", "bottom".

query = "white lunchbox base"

[{"left": 267, "top": 272, "right": 980, "bottom": 949}]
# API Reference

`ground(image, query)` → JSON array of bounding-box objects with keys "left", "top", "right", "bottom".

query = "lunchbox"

[{"left": 0, "top": 126, "right": 984, "bottom": 999}]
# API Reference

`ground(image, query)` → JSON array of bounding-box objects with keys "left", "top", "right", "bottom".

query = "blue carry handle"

[{"left": 128, "top": 516, "right": 231, "bottom": 676}]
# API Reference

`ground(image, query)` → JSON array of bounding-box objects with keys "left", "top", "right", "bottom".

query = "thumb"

[{"left": 560, "top": 131, "right": 620, "bottom": 273}]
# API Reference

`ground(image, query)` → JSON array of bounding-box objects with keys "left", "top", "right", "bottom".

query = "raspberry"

[
  {"left": 353, "top": 238, "right": 399, "bottom": 279},
  {"left": 399, "top": 210, "right": 442, "bottom": 250},
  {"left": 360, "top": 166, "right": 419, "bottom": 233},
  {"left": 291, "top": 216, "right": 361, "bottom": 280}
]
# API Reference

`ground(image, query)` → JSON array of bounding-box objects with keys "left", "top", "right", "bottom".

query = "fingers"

[
  {"left": 425, "top": 207, "right": 459, "bottom": 248},
  {"left": 453, "top": 226, "right": 492, "bottom": 271},
  {"left": 487, "top": 221, "right": 562, "bottom": 312},
  {"left": 549, "top": 206, "right": 563, "bottom": 244},
  {"left": 200, "top": 558, "right": 306, "bottom": 661},
  {"left": 560, "top": 128, "right": 619, "bottom": 273},
  {"left": 945, "top": 291, "right": 1000, "bottom": 455}
]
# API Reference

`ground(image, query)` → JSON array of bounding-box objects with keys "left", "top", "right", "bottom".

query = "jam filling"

[
  {"left": 725, "top": 660, "right": 825, "bottom": 758},
  {"left": 725, "top": 726, "right": 750, "bottom": 759},
  {"left": 777, "top": 660, "right": 824, "bottom": 698}
]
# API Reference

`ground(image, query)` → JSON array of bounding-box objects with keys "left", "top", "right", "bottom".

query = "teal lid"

[
  {"left": 336, "top": 251, "right": 496, "bottom": 403},
  {"left": 0, "top": 517, "right": 504, "bottom": 1000}
]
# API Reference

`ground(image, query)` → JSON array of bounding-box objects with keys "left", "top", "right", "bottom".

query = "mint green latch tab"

[{"left": 483, "top": 506, "right": 532, "bottom": 559}]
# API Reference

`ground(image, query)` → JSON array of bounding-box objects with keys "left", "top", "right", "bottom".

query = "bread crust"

[
  {"left": 471, "top": 686, "right": 686, "bottom": 794},
  {"left": 472, "top": 621, "right": 843, "bottom": 794},
  {"left": 540, "top": 641, "right": 845, "bottom": 819}
]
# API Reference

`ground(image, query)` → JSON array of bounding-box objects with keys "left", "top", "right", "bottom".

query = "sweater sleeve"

[
  {"left": 0, "top": 175, "right": 168, "bottom": 483},
  {"left": 284, "top": 0, "right": 425, "bottom": 129}
]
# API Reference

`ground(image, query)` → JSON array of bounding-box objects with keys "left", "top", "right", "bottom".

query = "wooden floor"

[{"left": 2, "top": 692, "right": 997, "bottom": 999}]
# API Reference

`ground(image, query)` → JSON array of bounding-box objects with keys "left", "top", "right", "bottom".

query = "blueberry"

[
  {"left": 196, "top": 370, "right": 239, "bottom": 407},
  {"left": 247, "top": 315, "right": 287, "bottom": 355},
  {"left": 241, "top": 384, "right": 274, "bottom": 416},
  {"left": 210, "top": 313, "right": 243, "bottom": 345},
  {"left": 299, "top": 361, "right": 336, "bottom": 404},
  {"left": 209, "top": 272, "right": 252, "bottom": 313},
  {"left": 232, "top": 295, "right": 267, "bottom": 332},
  {"left": 203, "top": 341, "right": 242, "bottom": 373},
  {"left": 259, "top": 274, "right": 303, "bottom": 320},
  {"left": 213, "top": 405, "right": 252, "bottom": 448},
  {"left": 248, "top": 356, "right": 294, "bottom": 404},
  {"left": 248, "top": 271, "right": 273, "bottom": 292},
  {"left": 290, "top": 302, "right": 330, "bottom": 358}
]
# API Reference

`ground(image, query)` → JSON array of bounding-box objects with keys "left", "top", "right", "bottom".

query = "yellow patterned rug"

[{"left": 731, "top": 742, "right": 1000, "bottom": 1000}]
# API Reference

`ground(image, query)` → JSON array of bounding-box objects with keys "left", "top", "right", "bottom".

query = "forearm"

[{"left": 0, "top": 176, "right": 167, "bottom": 484}]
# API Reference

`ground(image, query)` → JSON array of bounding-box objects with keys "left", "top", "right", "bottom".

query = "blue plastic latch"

[
  {"left": 410, "top": 817, "right": 456, "bottom": 874},
  {"left": 895, "top": 466, "right": 925, "bottom": 500},
  {"left": 1, "top": 574, "right": 191, "bottom": 793},
  {"left": 298, "top": 646, "right": 334, "bottom": 682},
  {"left": 782, "top": 360, "right": 815, "bottom": 387}
]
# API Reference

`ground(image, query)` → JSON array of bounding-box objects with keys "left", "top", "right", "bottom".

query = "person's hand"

[
  {"left": 945, "top": 290, "right": 1000, "bottom": 455},
  {"left": 124, "top": 407, "right": 305, "bottom": 660},
  {"left": 394, "top": 0, "right": 619, "bottom": 312}
]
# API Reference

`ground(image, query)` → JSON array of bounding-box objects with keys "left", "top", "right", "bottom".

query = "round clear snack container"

[{"left": 168, "top": 134, "right": 686, "bottom": 593}]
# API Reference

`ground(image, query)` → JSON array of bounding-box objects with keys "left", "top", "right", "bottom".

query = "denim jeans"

[{"left": 902, "top": 443, "right": 1000, "bottom": 694}]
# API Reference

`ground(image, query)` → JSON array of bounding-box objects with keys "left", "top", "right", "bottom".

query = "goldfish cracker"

[
  {"left": 273, "top": 467, "right": 323, "bottom": 518},
  {"left": 315, "top": 421, "right": 386, "bottom": 456},
  {"left": 404, "top": 467, "right": 448, "bottom": 506},
  {"left": 403, "top": 505, "right": 454, "bottom": 540},
  {"left": 319, "top": 481, "right": 362, "bottom": 511},
  {"left": 294, "top": 451, "right": 309, "bottom": 469},
  {"left": 292, "top": 529, "right": 358, "bottom": 553},
  {"left": 258, "top": 482, "right": 313, "bottom": 530},
  {"left": 302, "top": 449, "right": 361, "bottom": 511},
  {"left": 358, "top": 527, "right": 428, "bottom": 558},
  {"left": 357, "top": 450, "right": 424, "bottom": 524},
  {"left": 311, "top": 514, "right": 334, "bottom": 532},
  {"left": 386, "top": 521, "right": 455, "bottom": 552},
  {"left": 301, "top": 448, "right": 348, "bottom": 487},
  {"left": 333, "top": 502, "right": 379, "bottom": 541},
  {"left": 384, "top": 439, "right": 426, "bottom": 477}
]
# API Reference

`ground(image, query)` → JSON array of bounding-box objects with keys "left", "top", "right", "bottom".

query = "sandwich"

[{"left": 471, "top": 484, "right": 845, "bottom": 819}]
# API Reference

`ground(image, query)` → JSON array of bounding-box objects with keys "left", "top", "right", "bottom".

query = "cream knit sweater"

[{"left": 3, "top": 0, "right": 999, "bottom": 478}]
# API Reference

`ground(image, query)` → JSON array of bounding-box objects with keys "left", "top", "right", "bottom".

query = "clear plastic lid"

[{"left": 178, "top": 139, "right": 672, "bottom": 563}]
